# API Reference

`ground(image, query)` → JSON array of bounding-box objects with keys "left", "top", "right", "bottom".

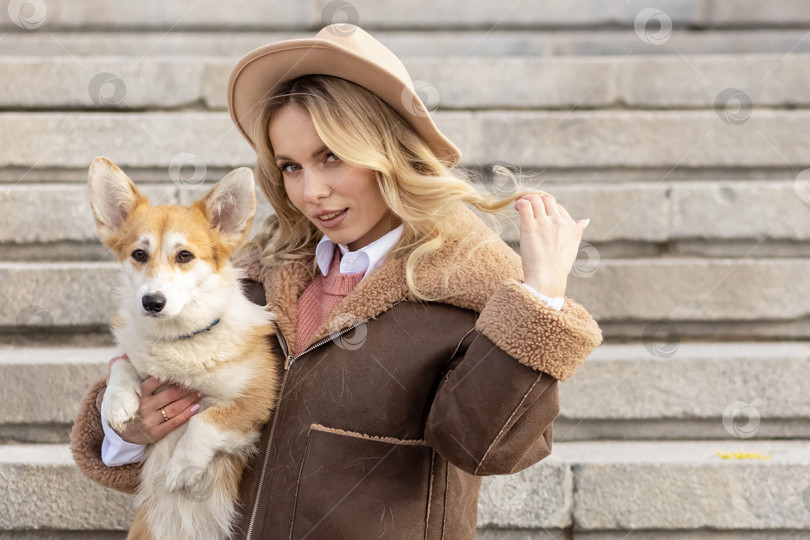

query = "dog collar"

[{"left": 175, "top": 318, "right": 221, "bottom": 340}]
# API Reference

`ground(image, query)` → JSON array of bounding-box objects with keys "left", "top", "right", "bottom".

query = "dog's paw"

[
  {"left": 102, "top": 388, "right": 140, "bottom": 432},
  {"left": 165, "top": 457, "right": 215, "bottom": 500}
]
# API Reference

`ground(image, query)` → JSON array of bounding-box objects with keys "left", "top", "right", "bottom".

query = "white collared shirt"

[
  {"left": 100, "top": 224, "right": 564, "bottom": 465},
  {"left": 315, "top": 223, "right": 405, "bottom": 280}
]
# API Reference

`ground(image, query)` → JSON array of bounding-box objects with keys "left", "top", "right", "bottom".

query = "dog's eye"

[
  {"left": 177, "top": 250, "right": 195, "bottom": 263},
  {"left": 131, "top": 249, "right": 147, "bottom": 262}
]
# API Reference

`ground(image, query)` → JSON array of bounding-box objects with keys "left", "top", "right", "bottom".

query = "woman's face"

[{"left": 269, "top": 103, "right": 400, "bottom": 252}]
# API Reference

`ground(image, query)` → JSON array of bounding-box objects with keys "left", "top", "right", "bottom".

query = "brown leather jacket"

[{"left": 70, "top": 206, "right": 603, "bottom": 539}]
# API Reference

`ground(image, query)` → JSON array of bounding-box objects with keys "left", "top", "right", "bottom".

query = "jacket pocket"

[{"left": 290, "top": 423, "right": 433, "bottom": 539}]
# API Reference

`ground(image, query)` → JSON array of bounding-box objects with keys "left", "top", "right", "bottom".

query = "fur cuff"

[
  {"left": 69, "top": 376, "right": 142, "bottom": 494},
  {"left": 475, "top": 278, "right": 603, "bottom": 381}
]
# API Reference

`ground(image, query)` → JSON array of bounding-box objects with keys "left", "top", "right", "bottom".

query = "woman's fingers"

[
  {"left": 152, "top": 395, "right": 201, "bottom": 438},
  {"left": 150, "top": 384, "right": 200, "bottom": 433},
  {"left": 140, "top": 377, "right": 202, "bottom": 414},
  {"left": 114, "top": 376, "right": 196, "bottom": 441},
  {"left": 116, "top": 386, "right": 200, "bottom": 444},
  {"left": 515, "top": 197, "right": 533, "bottom": 220},
  {"left": 537, "top": 193, "right": 561, "bottom": 218},
  {"left": 524, "top": 195, "right": 546, "bottom": 219},
  {"left": 516, "top": 193, "right": 561, "bottom": 220},
  {"left": 157, "top": 391, "right": 200, "bottom": 421}
]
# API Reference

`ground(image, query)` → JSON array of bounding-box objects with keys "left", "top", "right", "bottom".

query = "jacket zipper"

[{"left": 244, "top": 299, "right": 404, "bottom": 540}]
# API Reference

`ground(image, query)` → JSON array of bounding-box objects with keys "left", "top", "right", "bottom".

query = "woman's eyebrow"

[{"left": 275, "top": 145, "right": 328, "bottom": 162}]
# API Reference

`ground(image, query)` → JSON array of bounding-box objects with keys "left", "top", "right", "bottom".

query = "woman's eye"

[
  {"left": 131, "top": 249, "right": 147, "bottom": 262},
  {"left": 280, "top": 162, "right": 300, "bottom": 174},
  {"left": 279, "top": 153, "right": 338, "bottom": 174},
  {"left": 177, "top": 250, "right": 195, "bottom": 263}
]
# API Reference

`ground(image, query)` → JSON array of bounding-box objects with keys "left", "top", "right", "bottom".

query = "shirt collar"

[{"left": 315, "top": 223, "right": 404, "bottom": 281}]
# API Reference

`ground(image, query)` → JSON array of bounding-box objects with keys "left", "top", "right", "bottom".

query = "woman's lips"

[{"left": 318, "top": 208, "right": 348, "bottom": 228}]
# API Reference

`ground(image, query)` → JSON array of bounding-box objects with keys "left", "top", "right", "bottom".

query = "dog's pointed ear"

[
  {"left": 196, "top": 167, "right": 257, "bottom": 252},
  {"left": 87, "top": 157, "right": 148, "bottom": 249}
]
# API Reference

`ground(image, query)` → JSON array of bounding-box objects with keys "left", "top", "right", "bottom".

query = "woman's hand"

[
  {"left": 106, "top": 356, "right": 203, "bottom": 445},
  {"left": 514, "top": 193, "right": 589, "bottom": 298}
]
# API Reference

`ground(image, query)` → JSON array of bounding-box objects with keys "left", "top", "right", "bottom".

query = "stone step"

[
  {"left": 551, "top": 439, "right": 810, "bottom": 534},
  {"left": 0, "top": 444, "right": 132, "bottom": 532},
  {"left": 0, "top": 346, "right": 114, "bottom": 443},
  {"left": 2, "top": 342, "right": 809, "bottom": 442},
  {"left": 5, "top": 257, "right": 810, "bottom": 338},
  {"left": 2, "top": 0, "right": 809, "bottom": 32},
  {"left": 3, "top": 180, "right": 810, "bottom": 261},
  {"left": 1, "top": 440, "right": 808, "bottom": 536},
  {"left": 0, "top": 111, "right": 808, "bottom": 176},
  {"left": 556, "top": 341, "right": 810, "bottom": 440},
  {"left": 2, "top": 54, "right": 809, "bottom": 110},
  {"left": 4, "top": 30, "right": 810, "bottom": 57},
  {"left": 5, "top": 258, "right": 810, "bottom": 336}
]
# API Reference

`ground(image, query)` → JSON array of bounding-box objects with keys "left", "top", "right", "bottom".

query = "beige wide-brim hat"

[{"left": 227, "top": 23, "right": 462, "bottom": 168}]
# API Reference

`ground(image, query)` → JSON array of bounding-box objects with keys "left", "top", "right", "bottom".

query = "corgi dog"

[{"left": 87, "top": 156, "right": 280, "bottom": 540}]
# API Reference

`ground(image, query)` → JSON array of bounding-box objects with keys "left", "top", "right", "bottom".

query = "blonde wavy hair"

[{"left": 234, "top": 74, "right": 548, "bottom": 302}]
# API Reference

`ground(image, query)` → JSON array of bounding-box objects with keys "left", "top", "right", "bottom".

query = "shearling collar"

[{"left": 233, "top": 205, "right": 524, "bottom": 354}]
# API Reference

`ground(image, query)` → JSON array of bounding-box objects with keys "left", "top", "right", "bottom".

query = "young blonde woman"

[{"left": 71, "top": 24, "right": 603, "bottom": 539}]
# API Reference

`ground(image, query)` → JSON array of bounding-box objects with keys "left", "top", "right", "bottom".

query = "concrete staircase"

[{"left": 3, "top": 1, "right": 810, "bottom": 538}]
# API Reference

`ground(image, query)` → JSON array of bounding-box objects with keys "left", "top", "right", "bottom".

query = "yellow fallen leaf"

[{"left": 717, "top": 450, "right": 772, "bottom": 460}]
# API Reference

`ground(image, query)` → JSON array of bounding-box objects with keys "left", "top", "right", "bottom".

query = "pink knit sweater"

[{"left": 293, "top": 247, "right": 365, "bottom": 356}]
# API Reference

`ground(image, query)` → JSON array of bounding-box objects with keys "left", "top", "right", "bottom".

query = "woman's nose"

[{"left": 302, "top": 171, "right": 331, "bottom": 203}]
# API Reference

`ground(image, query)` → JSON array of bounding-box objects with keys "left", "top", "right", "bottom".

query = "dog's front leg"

[
  {"left": 102, "top": 357, "right": 143, "bottom": 433},
  {"left": 164, "top": 407, "right": 246, "bottom": 497}
]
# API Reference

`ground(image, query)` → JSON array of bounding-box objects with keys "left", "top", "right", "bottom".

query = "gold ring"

[{"left": 160, "top": 408, "right": 168, "bottom": 422}]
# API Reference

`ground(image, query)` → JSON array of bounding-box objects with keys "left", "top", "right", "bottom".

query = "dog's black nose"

[{"left": 142, "top": 293, "right": 166, "bottom": 313}]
